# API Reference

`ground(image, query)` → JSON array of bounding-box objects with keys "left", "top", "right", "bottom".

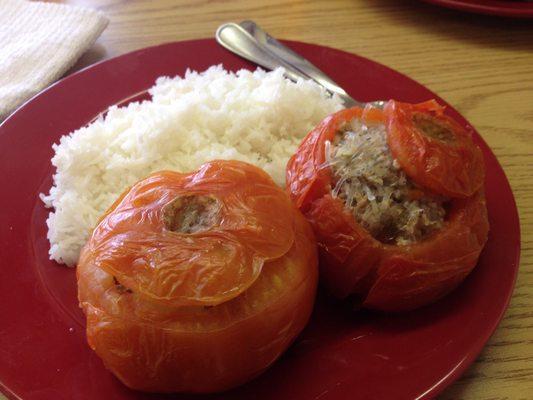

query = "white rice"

[{"left": 41, "top": 65, "right": 343, "bottom": 266}]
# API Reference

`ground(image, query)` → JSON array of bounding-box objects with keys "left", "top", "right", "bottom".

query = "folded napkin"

[{"left": 0, "top": 0, "right": 108, "bottom": 119}]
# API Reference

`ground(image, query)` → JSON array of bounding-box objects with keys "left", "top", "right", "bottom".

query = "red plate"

[
  {"left": 421, "top": 0, "right": 533, "bottom": 17},
  {"left": 0, "top": 39, "right": 520, "bottom": 400}
]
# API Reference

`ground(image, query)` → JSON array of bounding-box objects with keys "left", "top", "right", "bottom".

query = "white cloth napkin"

[{"left": 0, "top": 0, "right": 108, "bottom": 119}]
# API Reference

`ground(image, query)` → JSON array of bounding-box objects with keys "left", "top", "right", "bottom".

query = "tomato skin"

[
  {"left": 77, "top": 160, "right": 318, "bottom": 392},
  {"left": 385, "top": 100, "right": 484, "bottom": 198},
  {"left": 305, "top": 195, "right": 382, "bottom": 299},
  {"left": 286, "top": 104, "right": 489, "bottom": 311}
]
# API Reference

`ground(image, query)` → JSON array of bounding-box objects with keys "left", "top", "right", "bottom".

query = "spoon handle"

[
  {"left": 216, "top": 23, "right": 311, "bottom": 83},
  {"left": 238, "top": 20, "right": 360, "bottom": 107},
  {"left": 216, "top": 22, "right": 361, "bottom": 108}
]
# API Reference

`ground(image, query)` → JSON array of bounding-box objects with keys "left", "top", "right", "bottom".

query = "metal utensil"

[{"left": 215, "top": 21, "right": 384, "bottom": 108}]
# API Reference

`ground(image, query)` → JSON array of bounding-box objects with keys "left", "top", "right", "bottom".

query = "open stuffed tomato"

[
  {"left": 286, "top": 101, "right": 488, "bottom": 312},
  {"left": 77, "top": 160, "right": 318, "bottom": 393}
]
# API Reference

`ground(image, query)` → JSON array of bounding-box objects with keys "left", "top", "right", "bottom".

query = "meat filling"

[
  {"left": 163, "top": 195, "right": 221, "bottom": 234},
  {"left": 326, "top": 119, "right": 447, "bottom": 245}
]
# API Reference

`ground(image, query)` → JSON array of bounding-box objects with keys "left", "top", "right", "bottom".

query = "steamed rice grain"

[{"left": 41, "top": 66, "right": 343, "bottom": 266}]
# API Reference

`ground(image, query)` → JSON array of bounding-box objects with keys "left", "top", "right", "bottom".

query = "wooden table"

[{"left": 19, "top": 1, "right": 532, "bottom": 399}]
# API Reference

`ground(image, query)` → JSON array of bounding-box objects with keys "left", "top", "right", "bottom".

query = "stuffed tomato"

[
  {"left": 286, "top": 100, "right": 488, "bottom": 312},
  {"left": 77, "top": 160, "right": 318, "bottom": 393}
]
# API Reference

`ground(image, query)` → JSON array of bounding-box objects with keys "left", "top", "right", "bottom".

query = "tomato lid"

[
  {"left": 384, "top": 100, "right": 484, "bottom": 198},
  {"left": 83, "top": 160, "right": 295, "bottom": 307}
]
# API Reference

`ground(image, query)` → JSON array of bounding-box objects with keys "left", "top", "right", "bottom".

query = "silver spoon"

[{"left": 215, "top": 21, "right": 385, "bottom": 109}]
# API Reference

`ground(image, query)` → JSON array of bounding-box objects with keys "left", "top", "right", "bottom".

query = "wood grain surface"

[{"left": 17, "top": 0, "right": 533, "bottom": 399}]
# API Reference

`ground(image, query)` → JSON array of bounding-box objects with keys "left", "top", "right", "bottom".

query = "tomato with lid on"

[{"left": 78, "top": 160, "right": 318, "bottom": 393}]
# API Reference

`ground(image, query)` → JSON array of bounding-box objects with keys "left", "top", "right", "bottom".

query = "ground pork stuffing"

[
  {"left": 163, "top": 195, "right": 221, "bottom": 234},
  {"left": 325, "top": 119, "right": 447, "bottom": 245}
]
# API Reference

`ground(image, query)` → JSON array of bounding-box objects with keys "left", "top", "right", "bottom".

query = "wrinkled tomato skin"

[
  {"left": 77, "top": 161, "right": 318, "bottom": 393},
  {"left": 85, "top": 162, "right": 298, "bottom": 308},
  {"left": 305, "top": 195, "right": 381, "bottom": 299},
  {"left": 286, "top": 104, "right": 489, "bottom": 312}
]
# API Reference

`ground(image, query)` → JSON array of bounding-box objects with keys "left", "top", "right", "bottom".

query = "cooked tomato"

[
  {"left": 385, "top": 100, "right": 484, "bottom": 198},
  {"left": 77, "top": 160, "right": 318, "bottom": 393},
  {"left": 286, "top": 102, "right": 488, "bottom": 311}
]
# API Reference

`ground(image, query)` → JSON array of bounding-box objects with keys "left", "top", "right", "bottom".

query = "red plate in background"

[
  {"left": 0, "top": 39, "right": 520, "bottom": 400},
  {"left": 422, "top": 0, "right": 533, "bottom": 18}
]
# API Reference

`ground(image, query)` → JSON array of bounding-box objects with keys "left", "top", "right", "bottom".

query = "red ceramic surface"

[
  {"left": 422, "top": 0, "right": 533, "bottom": 17},
  {"left": 0, "top": 39, "right": 520, "bottom": 400}
]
